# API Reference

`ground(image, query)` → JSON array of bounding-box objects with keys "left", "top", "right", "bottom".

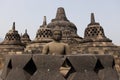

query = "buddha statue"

[{"left": 42, "top": 26, "right": 70, "bottom": 55}]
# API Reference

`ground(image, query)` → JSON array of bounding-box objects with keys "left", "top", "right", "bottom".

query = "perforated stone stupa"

[
  {"left": 0, "top": 7, "right": 120, "bottom": 77},
  {"left": 25, "top": 16, "right": 53, "bottom": 53},
  {"left": 78, "top": 13, "right": 120, "bottom": 55},
  {"left": 0, "top": 22, "right": 24, "bottom": 53},
  {"left": 21, "top": 29, "right": 31, "bottom": 46}
]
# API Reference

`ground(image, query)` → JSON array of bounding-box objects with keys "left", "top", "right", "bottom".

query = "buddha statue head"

[{"left": 52, "top": 26, "right": 62, "bottom": 42}]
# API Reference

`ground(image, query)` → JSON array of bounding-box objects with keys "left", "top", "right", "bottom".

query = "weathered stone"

[
  {"left": 0, "top": 22, "right": 24, "bottom": 53},
  {"left": 1, "top": 54, "right": 119, "bottom": 80},
  {"left": 98, "top": 68, "right": 119, "bottom": 80},
  {"left": 6, "top": 68, "right": 27, "bottom": 80},
  {"left": 33, "top": 55, "right": 65, "bottom": 71},
  {"left": 42, "top": 27, "right": 70, "bottom": 55},
  {"left": 21, "top": 29, "right": 31, "bottom": 45},
  {"left": 0, "top": 7, "right": 120, "bottom": 79},
  {"left": 67, "top": 55, "right": 97, "bottom": 72},
  {"left": 30, "top": 70, "right": 66, "bottom": 80},
  {"left": 1, "top": 55, "right": 12, "bottom": 80},
  {"left": 1, "top": 54, "right": 32, "bottom": 80},
  {"left": 96, "top": 54, "right": 114, "bottom": 68},
  {"left": 31, "top": 55, "right": 66, "bottom": 80},
  {"left": 67, "top": 71, "right": 99, "bottom": 80},
  {"left": 11, "top": 54, "right": 32, "bottom": 68}
]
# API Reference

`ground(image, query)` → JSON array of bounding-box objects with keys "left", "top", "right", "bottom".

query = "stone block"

[
  {"left": 31, "top": 55, "right": 66, "bottom": 80},
  {"left": 6, "top": 68, "right": 27, "bottom": 80},
  {"left": 67, "top": 71, "right": 99, "bottom": 80},
  {"left": 33, "top": 55, "right": 65, "bottom": 70},
  {"left": 11, "top": 54, "right": 32, "bottom": 68},
  {"left": 66, "top": 55, "right": 97, "bottom": 72},
  {"left": 30, "top": 70, "right": 66, "bottom": 80},
  {"left": 1, "top": 55, "right": 12, "bottom": 80},
  {"left": 96, "top": 54, "right": 114, "bottom": 68},
  {"left": 1, "top": 54, "right": 32, "bottom": 80},
  {"left": 1, "top": 54, "right": 119, "bottom": 80},
  {"left": 98, "top": 68, "right": 119, "bottom": 80}
]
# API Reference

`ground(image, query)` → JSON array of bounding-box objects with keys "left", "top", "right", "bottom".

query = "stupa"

[
  {"left": 47, "top": 7, "right": 82, "bottom": 51},
  {"left": 0, "top": 22, "right": 24, "bottom": 54},
  {"left": 25, "top": 16, "right": 53, "bottom": 53},
  {"left": 78, "top": 13, "right": 120, "bottom": 55},
  {"left": 21, "top": 29, "right": 31, "bottom": 46},
  {"left": 0, "top": 7, "right": 119, "bottom": 78}
]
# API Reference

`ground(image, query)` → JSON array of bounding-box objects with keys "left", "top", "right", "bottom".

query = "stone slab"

[{"left": 66, "top": 55, "right": 97, "bottom": 72}]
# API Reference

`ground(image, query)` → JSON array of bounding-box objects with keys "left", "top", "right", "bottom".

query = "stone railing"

[{"left": 1, "top": 54, "right": 119, "bottom": 80}]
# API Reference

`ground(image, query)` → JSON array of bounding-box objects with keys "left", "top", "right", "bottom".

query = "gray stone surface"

[
  {"left": 96, "top": 54, "right": 114, "bottom": 68},
  {"left": 6, "top": 68, "right": 27, "bottom": 80},
  {"left": 98, "top": 68, "right": 119, "bottom": 80},
  {"left": 1, "top": 54, "right": 119, "bottom": 80},
  {"left": 31, "top": 55, "right": 66, "bottom": 80},
  {"left": 68, "top": 71, "right": 99, "bottom": 80},
  {"left": 67, "top": 55, "right": 97, "bottom": 72}
]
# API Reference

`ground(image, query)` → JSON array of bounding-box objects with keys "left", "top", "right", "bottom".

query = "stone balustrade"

[{"left": 1, "top": 54, "right": 119, "bottom": 80}]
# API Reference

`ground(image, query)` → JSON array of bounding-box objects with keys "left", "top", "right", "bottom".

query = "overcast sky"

[{"left": 0, "top": 0, "right": 120, "bottom": 45}]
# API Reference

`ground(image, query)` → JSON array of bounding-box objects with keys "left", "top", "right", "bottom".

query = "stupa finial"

[
  {"left": 91, "top": 13, "right": 95, "bottom": 23},
  {"left": 25, "top": 29, "right": 27, "bottom": 33},
  {"left": 12, "top": 22, "right": 15, "bottom": 31},
  {"left": 88, "top": 13, "right": 99, "bottom": 26},
  {"left": 43, "top": 16, "right": 47, "bottom": 26},
  {"left": 55, "top": 7, "right": 68, "bottom": 21}
]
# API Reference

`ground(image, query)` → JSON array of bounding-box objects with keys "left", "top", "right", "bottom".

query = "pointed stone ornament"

[
  {"left": 1, "top": 22, "right": 22, "bottom": 45},
  {"left": 25, "top": 29, "right": 27, "bottom": 34},
  {"left": 40, "top": 16, "right": 47, "bottom": 28},
  {"left": 84, "top": 13, "right": 112, "bottom": 42},
  {"left": 21, "top": 33, "right": 23, "bottom": 36},
  {"left": 12, "top": 22, "right": 15, "bottom": 31},
  {"left": 21, "top": 29, "right": 31, "bottom": 45},
  {"left": 88, "top": 13, "right": 99, "bottom": 26},
  {"left": 91, "top": 13, "right": 95, "bottom": 24},
  {"left": 54, "top": 7, "right": 68, "bottom": 21},
  {"left": 43, "top": 16, "right": 47, "bottom": 26},
  {"left": 47, "top": 7, "right": 82, "bottom": 47}
]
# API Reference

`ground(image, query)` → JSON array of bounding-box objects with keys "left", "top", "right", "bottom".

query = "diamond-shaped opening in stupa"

[
  {"left": 7, "top": 59, "right": 12, "bottom": 69},
  {"left": 23, "top": 58, "right": 37, "bottom": 75},
  {"left": 112, "top": 59, "right": 115, "bottom": 68},
  {"left": 59, "top": 58, "right": 76, "bottom": 79},
  {"left": 94, "top": 59, "right": 104, "bottom": 73}
]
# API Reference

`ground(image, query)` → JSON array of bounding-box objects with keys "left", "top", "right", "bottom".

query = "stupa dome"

[
  {"left": 21, "top": 29, "right": 31, "bottom": 44},
  {"left": 84, "top": 13, "right": 112, "bottom": 42},
  {"left": 2, "top": 22, "right": 22, "bottom": 45},
  {"left": 47, "top": 7, "right": 82, "bottom": 43},
  {"left": 34, "top": 16, "right": 52, "bottom": 42}
]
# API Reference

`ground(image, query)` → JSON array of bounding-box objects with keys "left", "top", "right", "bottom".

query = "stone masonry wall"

[{"left": 1, "top": 54, "right": 119, "bottom": 80}]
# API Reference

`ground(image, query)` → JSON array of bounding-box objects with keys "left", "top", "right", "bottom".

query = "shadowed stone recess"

[{"left": 94, "top": 59, "right": 104, "bottom": 73}]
